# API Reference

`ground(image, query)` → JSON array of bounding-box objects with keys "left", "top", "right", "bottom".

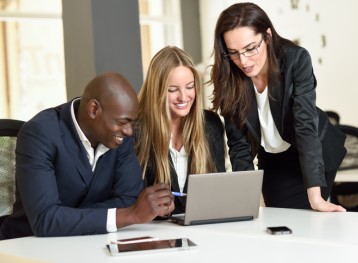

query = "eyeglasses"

[{"left": 223, "top": 35, "right": 264, "bottom": 60}]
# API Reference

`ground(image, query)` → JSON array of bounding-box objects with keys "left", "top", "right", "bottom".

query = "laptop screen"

[{"left": 171, "top": 170, "right": 263, "bottom": 225}]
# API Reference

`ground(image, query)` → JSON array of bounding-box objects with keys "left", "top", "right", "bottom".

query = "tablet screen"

[{"left": 107, "top": 238, "right": 196, "bottom": 256}]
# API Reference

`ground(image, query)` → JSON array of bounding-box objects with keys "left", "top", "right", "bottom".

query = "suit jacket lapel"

[
  {"left": 246, "top": 81, "right": 261, "bottom": 141},
  {"left": 268, "top": 79, "right": 284, "bottom": 135},
  {"left": 246, "top": 78, "right": 285, "bottom": 139},
  {"left": 59, "top": 100, "right": 94, "bottom": 188}
]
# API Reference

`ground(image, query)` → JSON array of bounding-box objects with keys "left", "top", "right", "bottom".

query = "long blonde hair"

[{"left": 136, "top": 46, "right": 216, "bottom": 184}]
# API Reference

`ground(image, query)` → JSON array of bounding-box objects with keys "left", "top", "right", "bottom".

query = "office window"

[
  {"left": 139, "top": 0, "right": 183, "bottom": 75},
  {"left": 0, "top": 0, "right": 65, "bottom": 120}
]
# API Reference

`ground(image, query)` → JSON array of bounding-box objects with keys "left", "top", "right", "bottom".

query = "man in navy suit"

[{"left": 0, "top": 72, "right": 174, "bottom": 240}]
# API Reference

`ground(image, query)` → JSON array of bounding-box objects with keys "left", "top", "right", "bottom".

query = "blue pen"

[{"left": 172, "top": 191, "right": 187, "bottom": 197}]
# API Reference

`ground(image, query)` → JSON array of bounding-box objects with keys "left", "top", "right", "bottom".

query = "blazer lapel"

[
  {"left": 268, "top": 79, "right": 284, "bottom": 135},
  {"left": 59, "top": 100, "right": 94, "bottom": 188},
  {"left": 246, "top": 78, "right": 286, "bottom": 141},
  {"left": 246, "top": 81, "right": 261, "bottom": 142}
]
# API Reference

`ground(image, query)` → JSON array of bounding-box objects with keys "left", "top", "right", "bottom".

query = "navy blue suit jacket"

[{"left": 0, "top": 100, "right": 143, "bottom": 239}]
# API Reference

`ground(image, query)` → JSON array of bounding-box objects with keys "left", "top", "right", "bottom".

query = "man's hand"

[
  {"left": 307, "top": 187, "right": 346, "bottom": 212},
  {"left": 116, "top": 183, "right": 175, "bottom": 228}
]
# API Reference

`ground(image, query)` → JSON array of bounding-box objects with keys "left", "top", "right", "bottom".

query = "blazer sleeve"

[
  {"left": 224, "top": 117, "right": 254, "bottom": 171},
  {"left": 289, "top": 47, "right": 326, "bottom": 187}
]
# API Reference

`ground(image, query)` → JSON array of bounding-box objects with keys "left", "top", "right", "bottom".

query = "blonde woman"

[{"left": 135, "top": 46, "right": 226, "bottom": 214}]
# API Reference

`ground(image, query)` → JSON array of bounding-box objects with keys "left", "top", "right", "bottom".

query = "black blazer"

[
  {"left": 225, "top": 44, "right": 346, "bottom": 188},
  {"left": 145, "top": 110, "right": 226, "bottom": 214}
]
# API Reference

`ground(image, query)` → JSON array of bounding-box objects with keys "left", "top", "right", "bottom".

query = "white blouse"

[
  {"left": 254, "top": 85, "right": 291, "bottom": 153},
  {"left": 169, "top": 141, "right": 188, "bottom": 192}
]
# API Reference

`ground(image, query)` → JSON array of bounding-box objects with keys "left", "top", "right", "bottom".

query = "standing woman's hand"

[{"left": 307, "top": 187, "right": 346, "bottom": 212}]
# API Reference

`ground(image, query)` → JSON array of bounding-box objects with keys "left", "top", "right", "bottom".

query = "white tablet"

[{"left": 107, "top": 237, "right": 196, "bottom": 256}]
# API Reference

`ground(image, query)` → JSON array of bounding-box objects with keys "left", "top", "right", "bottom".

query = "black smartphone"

[{"left": 266, "top": 226, "right": 292, "bottom": 235}]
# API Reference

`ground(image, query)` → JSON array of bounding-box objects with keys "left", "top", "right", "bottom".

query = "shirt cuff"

[{"left": 106, "top": 208, "right": 118, "bottom": 232}]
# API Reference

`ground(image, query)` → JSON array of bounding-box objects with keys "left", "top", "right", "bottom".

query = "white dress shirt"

[
  {"left": 71, "top": 99, "right": 117, "bottom": 232},
  {"left": 254, "top": 85, "right": 291, "bottom": 153}
]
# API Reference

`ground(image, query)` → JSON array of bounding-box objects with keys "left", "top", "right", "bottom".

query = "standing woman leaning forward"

[
  {"left": 210, "top": 3, "right": 346, "bottom": 211},
  {"left": 135, "top": 46, "right": 226, "bottom": 214}
]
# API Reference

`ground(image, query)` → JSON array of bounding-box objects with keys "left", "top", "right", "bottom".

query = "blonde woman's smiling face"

[{"left": 167, "top": 65, "right": 196, "bottom": 120}]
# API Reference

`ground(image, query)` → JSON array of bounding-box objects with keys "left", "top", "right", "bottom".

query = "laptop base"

[{"left": 170, "top": 214, "right": 254, "bottom": 226}]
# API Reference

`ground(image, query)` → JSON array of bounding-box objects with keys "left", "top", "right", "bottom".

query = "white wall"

[{"left": 200, "top": 0, "right": 358, "bottom": 127}]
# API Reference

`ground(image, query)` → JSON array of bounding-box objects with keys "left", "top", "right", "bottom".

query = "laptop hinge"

[{"left": 189, "top": 216, "right": 254, "bottom": 225}]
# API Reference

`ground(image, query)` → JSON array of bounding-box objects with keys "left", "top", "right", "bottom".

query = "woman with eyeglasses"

[
  {"left": 210, "top": 2, "right": 346, "bottom": 211},
  {"left": 134, "top": 46, "right": 226, "bottom": 214}
]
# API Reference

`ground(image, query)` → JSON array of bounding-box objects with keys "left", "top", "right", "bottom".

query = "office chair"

[
  {"left": 0, "top": 119, "right": 25, "bottom": 225},
  {"left": 325, "top": 110, "right": 340, "bottom": 125},
  {"left": 330, "top": 124, "right": 358, "bottom": 211}
]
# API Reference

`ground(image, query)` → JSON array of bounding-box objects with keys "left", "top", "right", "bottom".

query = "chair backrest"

[
  {"left": 0, "top": 119, "right": 25, "bottom": 218},
  {"left": 331, "top": 124, "right": 358, "bottom": 211},
  {"left": 325, "top": 110, "right": 340, "bottom": 125},
  {"left": 337, "top": 124, "right": 358, "bottom": 170}
]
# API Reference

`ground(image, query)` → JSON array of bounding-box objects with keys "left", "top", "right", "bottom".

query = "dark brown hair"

[{"left": 209, "top": 2, "right": 294, "bottom": 127}]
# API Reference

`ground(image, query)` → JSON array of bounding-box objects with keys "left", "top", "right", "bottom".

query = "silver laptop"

[{"left": 170, "top": 170, "right": 263, "bottom": 226}]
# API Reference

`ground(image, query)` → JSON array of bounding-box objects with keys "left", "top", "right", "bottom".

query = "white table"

[{"left": 0, "top": 207, "right": 357, "bottom": 263}]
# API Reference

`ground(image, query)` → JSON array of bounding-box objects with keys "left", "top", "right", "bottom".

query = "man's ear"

[{"left": 88, "top": 99, "right": 100, "bottom": 119}]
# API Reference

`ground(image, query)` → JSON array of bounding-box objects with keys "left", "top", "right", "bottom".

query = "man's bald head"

[
  {"left": 77, "top": 72, "right": 139, "bottom": 149},
  {"left": 82, "top": 72, "right": 138, "bottom": 108}
]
